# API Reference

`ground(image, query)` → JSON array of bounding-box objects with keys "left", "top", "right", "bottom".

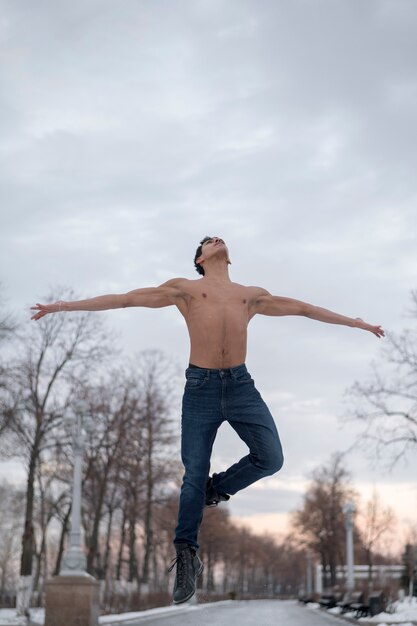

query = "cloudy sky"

[{"left": 1, "top": 0, "right": 417, "bottom": 551}]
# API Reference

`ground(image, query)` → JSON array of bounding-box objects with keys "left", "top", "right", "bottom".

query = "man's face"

[{"left": 198, "top": 236, "right": 230, "bottom": 265}]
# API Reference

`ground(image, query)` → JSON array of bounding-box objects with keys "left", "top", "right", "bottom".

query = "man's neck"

[{"left": 202, "top": 263, "right": 231, "bottom": 284}]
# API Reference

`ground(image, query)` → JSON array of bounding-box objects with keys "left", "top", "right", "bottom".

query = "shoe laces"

[{"left": 167, "top": 549, "right": 190, "bottom": 586}]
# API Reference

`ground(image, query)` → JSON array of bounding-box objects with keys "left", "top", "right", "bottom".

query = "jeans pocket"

[
  {"left": 185, "top": 373, "right": 208, "bottom": 389},
  {"left": 234, "top": 371, "right": 253, "bottom": 384}
]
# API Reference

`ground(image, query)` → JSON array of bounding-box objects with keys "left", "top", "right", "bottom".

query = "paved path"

[{"left": 104, "top": 599, "right": 342, "bottom": 626}]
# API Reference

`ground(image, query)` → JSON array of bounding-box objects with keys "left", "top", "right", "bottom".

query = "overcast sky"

[{"left": 1, "top": 0, "right": 417, "bottom": 550}]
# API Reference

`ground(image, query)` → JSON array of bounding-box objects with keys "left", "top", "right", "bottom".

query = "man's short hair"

[{"left": 194, "top": 236, "right": 212, "bottom": 276}]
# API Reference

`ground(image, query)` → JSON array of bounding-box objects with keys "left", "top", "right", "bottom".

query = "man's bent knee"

[{"left": 261, "top": 450, "right": 284, "bottom": 475}]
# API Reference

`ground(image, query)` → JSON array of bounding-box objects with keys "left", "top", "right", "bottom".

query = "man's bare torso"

[{"left": 173, "top": 278, "right": 263, "bottom": 369}]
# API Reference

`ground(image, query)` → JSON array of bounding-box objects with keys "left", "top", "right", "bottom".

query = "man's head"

[{"left": 194, "top": 236, "right": 231, "bottom": 275}]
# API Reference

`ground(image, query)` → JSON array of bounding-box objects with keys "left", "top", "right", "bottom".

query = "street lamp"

[
  {"left": 60, "top": 401, "right": 94, "bottom": 577},
  {"left": 306, "top": 551, "right": 313, "bottom": 599},
  {"left": 343, "top": 501, "right": 355, "bottom": 591}
]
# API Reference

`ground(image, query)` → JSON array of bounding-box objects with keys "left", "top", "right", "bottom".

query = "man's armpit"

[{"left": 247, "top": 287, "right": 271, "bottom": 314}]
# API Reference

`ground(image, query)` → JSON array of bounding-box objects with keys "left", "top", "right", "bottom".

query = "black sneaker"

[
  {"left": 205, "top": 473, "right": 230, "bottom": 507},
  {"left": 168, "top": 544, "right": 204, "bottom": 604}
]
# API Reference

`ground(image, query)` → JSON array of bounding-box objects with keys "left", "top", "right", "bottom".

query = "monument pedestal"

[{"left": 45, "top": 575, "right": 100, "bottom": 626}]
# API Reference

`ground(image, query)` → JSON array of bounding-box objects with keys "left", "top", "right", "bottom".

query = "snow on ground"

[
  {"left": 0, "top": 608, "right": 44, "bottom": 625},
  {"left": 0, "top": 609, "right": 25, "bottom": 626},
  {"left": 357, "top": 596, "right": 417, "bottom": 624},
  {"left": 304, "top": 597, "right": 417, "bottom": 625}
]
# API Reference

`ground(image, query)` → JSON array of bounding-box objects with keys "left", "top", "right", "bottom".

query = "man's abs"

[{"left": 185, "top": 308, "right": 249, "bottom": 369}]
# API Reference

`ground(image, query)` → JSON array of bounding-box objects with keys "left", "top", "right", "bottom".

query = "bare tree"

[
  {"left": 0, "top": 287, "right": 113, "bottom": 614},
  {"left": 0, "top": 284, "right": 18, "bottom": 437},
  {"left": 151, "top": 491, "right": 181, "bottom": 593},
  {"left": 360, "top": 489, "right": 396, "bottom": 584},
  {"left": 134, "top": 351, "right": 179, "bottom": 593},
  {"left": 80, "top": 351, "right": 178, "bottom": 590},
  {"left": 53, "top": 501, "right": 72, "bottom": 576},
  {"left": 0, "top": 283, "right": 17, "bottom": 342},
  {"left": 199, "top": 507, "right": 233, "bottom": 592},
  {"left": 0, "top": 482, "right": 25, "bottom": 604},
  {"left": 345, "top": 289, "right": 417, "bottom": 465},
  {"left": 82, "top": 369, "right": 139, "bottom": 577},
  {"left": 200, "top": 513, "right": 306, "bottom": 598},
  {"left": 401, "top": 530, "right": 417, "bottom": 597},
  {"left": 112, "top": 429, "right": 147, "bottom": 590},
  {"left": 292, "top": 452, "right": 358, "bottom": 586},
  {"left": 101, "top": 480, "right": 121, "bottom": 601},
  {"left": 31, "top": 451, "right": 71, "bottom": 599}
]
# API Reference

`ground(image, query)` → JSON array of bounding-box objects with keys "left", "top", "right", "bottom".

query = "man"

[{"left": 31, "top": 235, "right": 384, "bottom": 604}]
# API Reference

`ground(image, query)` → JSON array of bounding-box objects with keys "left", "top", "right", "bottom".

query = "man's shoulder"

[
  {"left": 159, "top": 277, "right": 203, "bottom": 297},
  {"left": 244, "top": 284, "right": 270, "bottom": 297},
  {"left": 228, "top": 283, "right": 271, "bottom": 303},
  {"left": 159, "top": 277, "right": 194, "bottom": 287}
]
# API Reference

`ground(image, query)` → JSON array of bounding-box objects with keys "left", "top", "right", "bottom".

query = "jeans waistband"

[{"left": 187, "top": 363, "right": 247, "bottom": 378}]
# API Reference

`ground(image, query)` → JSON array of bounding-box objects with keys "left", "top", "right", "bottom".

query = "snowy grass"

[
  {"left": 0, "top": 608, "right": 26, "bottom": 626},
  {"left": 299, "top": 596, "right": 417, "bottom": 625},
  {"left": 0, "top": 608, "right": 44, "bottom": 625},
  {"left": 357, "top": 596, "right": 417, "bottom": 624}
]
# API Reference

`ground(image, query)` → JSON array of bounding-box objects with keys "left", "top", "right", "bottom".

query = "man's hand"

[
  {"left": 355, "top": 317, "right": 385, "bottom": 338},
  {"left": 30, "top": 301, "right": 64, "bottom": 321}
]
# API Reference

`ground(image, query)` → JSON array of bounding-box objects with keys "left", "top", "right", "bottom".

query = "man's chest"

[{"left": 190, "top": 286, "right": 249, "bottom": 308}]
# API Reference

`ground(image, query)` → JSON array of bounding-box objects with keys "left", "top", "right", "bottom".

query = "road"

[{"left": 103, "top": 599, "right": 341, "bottom": 626}]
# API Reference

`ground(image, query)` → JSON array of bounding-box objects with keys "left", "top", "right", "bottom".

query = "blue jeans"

[{"left": 173, "top": 363, "right": 284, "bottom": 550}]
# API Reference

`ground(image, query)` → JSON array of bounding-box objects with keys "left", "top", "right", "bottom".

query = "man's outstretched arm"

[
  {"left": 30, "top": 278, "right": 188, "bottom": 321},
  {"left": 252, "top": 289, "right": 385, "bottom": 339}
]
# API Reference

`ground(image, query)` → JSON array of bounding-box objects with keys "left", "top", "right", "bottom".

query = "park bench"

[
  {"left": 319, "top": 591, "right": 343, "bottom": 609},
  {"left": 349, "top": 591, "right": 367, "bottom": 618},
  {"left": 354, "top": 590, "right": 386, "bottom": 618},
  {"left": 298, "top": 592, "right": 315, "bottom": 604},
  {"left": 337, "top": 590, "right": 356, "bottom": 613}
]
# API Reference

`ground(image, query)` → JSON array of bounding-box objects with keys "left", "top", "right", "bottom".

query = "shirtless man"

[{"left": 30, "top": 235, "right": 385, "bottom": 604}]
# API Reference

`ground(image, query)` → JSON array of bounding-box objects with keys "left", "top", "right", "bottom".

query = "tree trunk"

[
  {"left": 128, "top": 515, "right": 138, "bottom": 584},
  {"left": 367, "top": 548, "right": 374, "bottom": 587},
  {"left": 222, "top": 559, "right": 229, "bottom": 593},
  {"left": 32, "top": 518, "right": 48, "bottom": 597},
  {"left": 17, "top": 448, "right": 38, "bottom": 615},
  {"left": 20, "top": 451, "right": 37, "bottom": 577},
  {"left": 141, "top": 499, "right": 153, "bottom": 588},
  {"left": 206, "top": 549, "right": 214, "bottom": 591},
  {"left": 87, "top": 483, "right": 106, "bottom": 575},
  {"left": 103, "top": 508, "right": 114, "bottom": 579},
  {"left": 321, "top": 554, "right": 329, "bottom": 588},
  {"left": 54, "top": 503, "right": 71, "bottom": 575},
  {"left": 330, "top": 555, "right": 337, "bottom": 586},
  {"left": 0, "top": 535, "right": 14, "bottom": 597},
  {"left": 32, "top": 533, "right": 45, "bottom": 598},
  {"left": 141, "top": 405, "right": 153, "bottom": 588},
  {"left": 116, "top": 510, "right": 126, "bottom": 581},
  {"left": 33, "top": 462, "right": 47, "bottom": 597},
  {"left": 152, "top": 548, "right": 158, "bottom": 591}
]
